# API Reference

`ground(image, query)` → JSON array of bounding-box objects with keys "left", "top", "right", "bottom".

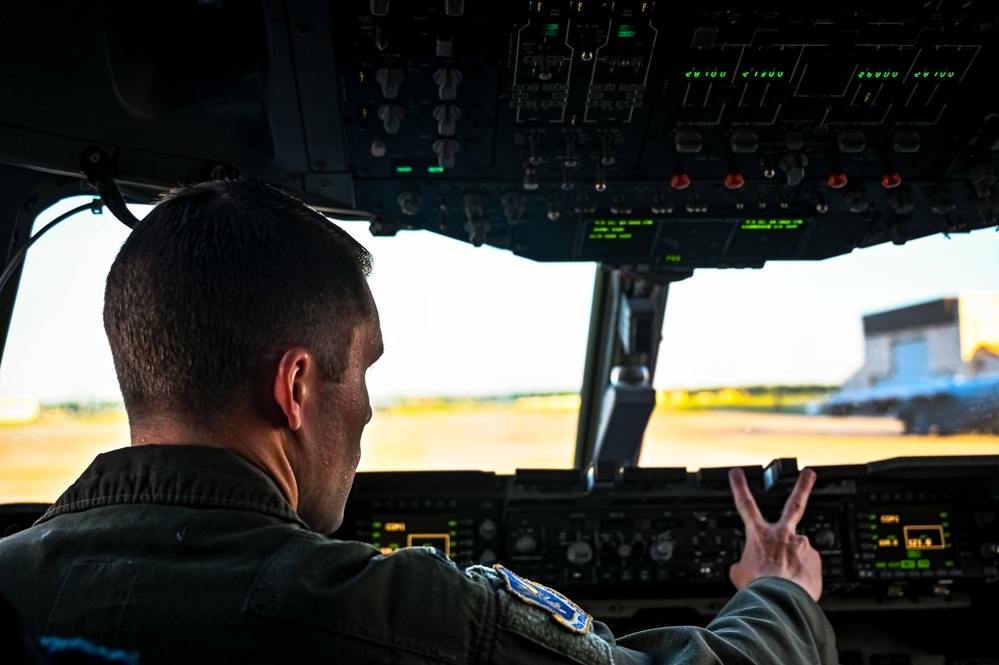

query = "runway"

[{"left": 1, "top": 410, "right": 995, "bottom": 503}]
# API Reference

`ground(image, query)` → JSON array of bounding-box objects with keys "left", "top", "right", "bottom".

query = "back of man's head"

[{"left": 103, "top": 178, "right": 374, "bottom": 423}]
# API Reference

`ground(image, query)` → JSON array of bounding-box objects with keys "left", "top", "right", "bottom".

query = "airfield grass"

[{"left": 1, "top": 403, "right": 996, "bottom": 504}]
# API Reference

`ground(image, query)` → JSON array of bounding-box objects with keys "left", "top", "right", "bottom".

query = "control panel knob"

[
  {"left": 837, "top": 130, "right": 866, "bottom": 153},
  {"left": 433, "top": 66, "right": 462, "bottom": 101},
  {"left": 930, "top": 191, "right": 956, "bottom": 214},
  {"left": 730, "top": 129, "right": 758, "bottom": 153},
  {"left": 546, "top": 195, "right": 560, "bottom": 221},
  {"left": 649, "top": 538, "right": 674, "bottom": 562},
  {"left": 616, "top": 542, "right": 633, "bottom": 559},
  {"left": 433, "top": 104, "right": 461, "bottom": 136},
  {"left": 893, "top": 130, "right": 921, "bottom": 153},
  {"left": 479, "top": 549, "right": 498, "bottom": 566},
  {"left": 397, "top": 190, "right": 421, "bottom": 216},
  {"left": 478, "top": 518, "right": 498, "bottom": 540},
  {"left": 601, "top": 135, "right": 616, "bottom": 166},
  {"left": 890, "top": 191, "right": 914, "bottom": 215},
  {"left": 811, "top": 528, "right": 837, "bottom": 549},
  {"left": 566, "top": 541, "right": 594, "bottom": 565},
  {"left": 502, "top": 192, "right": 526, "bottom": 225},
  {"left": 675, "top": 129, "right": 703, "bottom": 154},
  {"left": 377, "top": 104, "right": 406, "bottom": 134},
  {"left": 513, "top": 534, "right": 537, "bottom": 555},
  {"left": 527, "top": 135, "right": 543, "bottom": 165},
  {"left": 522, "top": 166, "right": 539, "bottom": 191},
  {"left": 375, "top": 67, "right": 405, "bottom": 99},
  {"left": 844, "top": 189, "right": 870, "bottom": 213},
  {"left": 436, "top": 34, "right": 454, "bottom": 58},
  {"left": 779, "top": 152, "right": 808, "bottom": 187},
  {"left": 432, "top": 139, "right": 459, "bottom": 168}
]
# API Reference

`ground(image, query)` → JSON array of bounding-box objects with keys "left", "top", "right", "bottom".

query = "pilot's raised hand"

[{"left": 727, "top": 467, "right": 823, "bottom": 601}]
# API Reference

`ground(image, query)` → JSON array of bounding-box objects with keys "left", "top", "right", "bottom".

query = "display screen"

[
  {"left": 866, "top": 506, "right": 955, "bottom": 573},
  {"left": 369, "top": 514, "right": 458, "bottom": 557}
]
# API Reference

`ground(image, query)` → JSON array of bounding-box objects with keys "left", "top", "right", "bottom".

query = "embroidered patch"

[{"left": 494, "top": 565, "right": 592, "bottom": 634}]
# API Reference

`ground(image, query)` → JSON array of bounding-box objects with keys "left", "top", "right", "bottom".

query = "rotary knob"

[
  {"left": 514, "top": 534, "right": 537, "bottom": 555},
  {"left": 566, "top": 541, "right": 594, "bottom": 565},
  {"left": 810, "top": 529, "right": 837, "bottom": 549},
  {"left": 478, "top": 519, "right": 498, "bottom": 540},
  {"left": 649, "top": 538, "right": 675, "bottom": 562}
]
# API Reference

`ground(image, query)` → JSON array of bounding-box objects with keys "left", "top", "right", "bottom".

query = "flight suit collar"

[{"left": 37, "top": 444, "right": 309, "bottom": 529}]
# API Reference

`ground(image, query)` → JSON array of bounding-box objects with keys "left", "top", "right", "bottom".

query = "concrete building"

[{"left": 842, "top": 292, "right": 999, "bottom": 391}]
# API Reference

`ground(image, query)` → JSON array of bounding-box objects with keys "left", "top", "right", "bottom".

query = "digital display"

[
  {"left": 370, "top": 514, "right": 458, "bottom": 558},
  {"left": 684, "top": 69, "right": 728, "bottom": 79},
  {"left": 740, "top": 218, "right": 804, "bottom": 231},
  {"left": 578, "top": 219, "right": 658, "bottom": 260},
  {"left": 865, "top": 506, "right": 955, "bottom": 573}
]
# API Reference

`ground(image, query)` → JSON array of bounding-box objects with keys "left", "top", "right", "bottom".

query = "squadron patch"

[{"left": 493, "top": 565, "right": 592, "bottom": 634}]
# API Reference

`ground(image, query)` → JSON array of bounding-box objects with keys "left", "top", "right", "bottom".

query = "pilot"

[{"left": 0, "top": 178, "right": 836, "bottom": 664}]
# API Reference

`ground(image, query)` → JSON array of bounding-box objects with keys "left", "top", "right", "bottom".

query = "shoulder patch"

[{"left": 494, "top": 565, "right": 592, "bottom": 634}]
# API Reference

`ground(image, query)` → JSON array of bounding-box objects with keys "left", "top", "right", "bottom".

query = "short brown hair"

[{"left": 104, "top": 179, "right": 374, "bottom": 420}]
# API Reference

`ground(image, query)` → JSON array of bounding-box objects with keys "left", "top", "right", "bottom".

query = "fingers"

[
  {"left": 730, "top": 467, "right": 818, "bottom": 530},
  {"left": 778, "top": 468, "right": 816, "bottom": 529},
  {"left": 728, "top": 467, "right": 764, "bottom": 527}
]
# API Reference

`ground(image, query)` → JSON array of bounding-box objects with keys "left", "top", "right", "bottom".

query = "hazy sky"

[{"left": 1, "top": 196, "right": 997, "bottom": 404}]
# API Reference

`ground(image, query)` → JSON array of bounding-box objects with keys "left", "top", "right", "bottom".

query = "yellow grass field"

[{"left": 1, "top": 408, "right": 996, "bottom": 504}]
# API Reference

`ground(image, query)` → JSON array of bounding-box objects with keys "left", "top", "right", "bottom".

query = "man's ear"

[{"left": 273, "top": 348, "right": 313, "bottom": 431}]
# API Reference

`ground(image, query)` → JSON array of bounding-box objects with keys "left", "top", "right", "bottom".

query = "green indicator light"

[
  {"left": 940, "top": 512, "right": 948, "bottom": 518},
  {"left": 372, "top": 522, "right": 382, "bottom": 528},
  {"left": 542, "top": 23, "right": 559, "bottom": 36},
  {"left": 665, "top": 255, "right": 681, "bottom": 262},
  {"left": 869, "top": 514, "right": 876, "bottom": 520},
  {"left": 390, "top": 543, "right": 400, "bottom": 550},
  {"left": 888, "top": 562, "right": 900, "bottom": 569},
  {"left": 907, "top": 550, "right": 921, "bottom": 559},
  {"left": 450, "top": 532, "right": 458, "bottom": 538},
  {"left": 901, "top": 559, "right": 916, "bottom": 569},
  {"left": 917, "top": 559, "right": 931, "bottom": 569},
  {"left": 447, "top": 520, "right": 458, "bottom": 527},
  {"left": 372, "top": 532, "right": 381, "bottom": 538},
  {"left": 620, "top": 234, "right": 633, "bottom": 239},
  {"left": 945, "top": 561, "right": 955, "bottom": 568},
  {"left": 617, "top": 25, "right": 636, "bottom": 37},
  {"left": 871, "top": 524, "right": 877, "bottom": 530},
  {"left": 875, "top": 562, "right": 887, "bottom": 569},
  {"left": 428, "top": 166, "right": 445, "bottom": 173},
  {"left": 395, "top": 166, "right": 413, "bottom": 173}
]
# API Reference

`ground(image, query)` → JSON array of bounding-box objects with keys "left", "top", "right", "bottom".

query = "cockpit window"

[
  {"left": 0, "top": 199, "right": 593, "bottom": 502},
  {"left": 644, "top": 229, "right": 999, "bottom": 470},
  {"left": 2, "top": 199, "right": 996, "bottom": 503}
]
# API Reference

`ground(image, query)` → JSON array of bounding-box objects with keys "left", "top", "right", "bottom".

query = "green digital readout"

[
  {"left": 913, "top": 70, "right": 956, "bottom": 78},
  {"left": 857, "top": 70, "right": 899, "bottom": 79},
  {"left": 542, "top": 23, "right": 559, "bottom": 36},
  {"left": 617, "top": 24, "right": 637, "bottom": 38},
  {"left": 739, "top": 69, "right": 784, "bottom": 79},
  {"left": 741, "top": 218, "right": 804, "bottom": 230},
  {"left": 868, "top": 507, "right": 954, "bottom": 572},
  {"left": 588, "top": 219, "right": 655, "bottom": 241},
  {"left": 427, "top": 166, "right": 445, "bottom": 173},
  {"left": 664, "top": 254, "right": 682, "bottom": 263},
  {"left": 685, "top": 69, "right": 727, "bottom": 79},
  {"left": 394, "top": 165, "right": 413, "bottom": 174}
]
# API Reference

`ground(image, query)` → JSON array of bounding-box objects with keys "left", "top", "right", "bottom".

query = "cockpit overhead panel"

[{"left": 0, "top": 1, "right": 997, "bottom": 275}]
